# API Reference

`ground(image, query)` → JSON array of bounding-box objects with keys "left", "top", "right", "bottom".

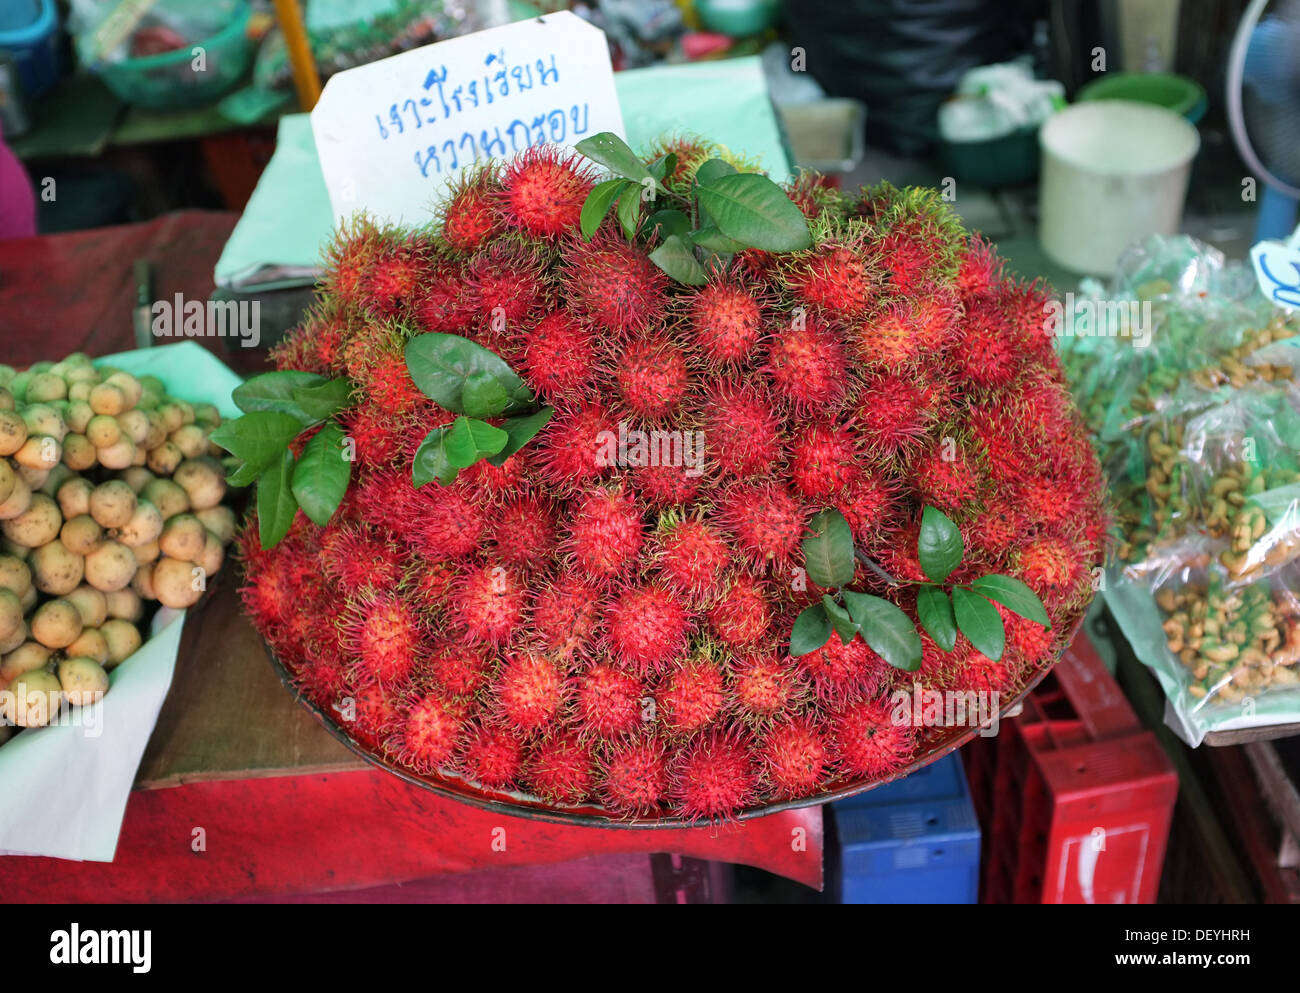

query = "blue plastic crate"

[
  {"left": 0, "top": 0, "right": 60, "bottom": 101},
  {"left": 830, "top": 753, "right": 981, "bottom": 904}
]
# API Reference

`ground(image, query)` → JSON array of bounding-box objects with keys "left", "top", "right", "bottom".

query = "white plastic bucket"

[{"left": 1038, "top": 100, "right": 1200, "bottom": 275}]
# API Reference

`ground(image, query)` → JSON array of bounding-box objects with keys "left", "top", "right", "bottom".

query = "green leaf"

[
  {"left": 823, "top": 595, "right": 859, "bottom": 645},
  {"left": 649, "top": 152, "right": 677, "bottom": 184},
  {"left": 695, "top": 173, "right": 813, "bottom": 253},
  {"left": 232, "top": 371, "right": 325, "bottom": 421},
  {"left": 443, "top": 416, "right": 508, "bottom": 469},
  {"left": 224, "top": 458, "right": 262, "bottom": 488},
  {"left": 412, "top": 427, "right": 457, "bottom": 487},
  {"left": 916, "top": 586, "right": 958, "bottom": 652},
  {"left": 694, "top": 158, "right": 737, "bottom": 187},
  {"left": 575, "top": 132, "right": 658, "bottom": 187},
  {"left": 616, "top": 185, "right": 643, "bottom": 239},
  {"left": 461, "top": 370, "right": 510, "bottom": 419},
  {"left": 952, "top": 586, "right": 1005, "bottom": 662},
  {"left": 918, "top": 505, "right": 964, "bottom": 583},
  {"left": 801, "top": 508, "right": 855, "bottom": 589},
  {"left": 581, "top": 179, "right": 629, "bottom": 240},
  {"left": 487, "top": 406, "right": 554, "bottom": 466},
  {"left": 290, "top": 377, "right": 352, "bottom": 422},
  {"left": 257, "top": 449, "right": 298, "bottom": 549},
  {"left": 209, "top": 411, "right": 305, "bottom": 477},
  {"left": 649, "top": 234, "right": 708, "bottom": 286},
  {"left": 290, "top": 424, "right": 352, "bottom": 527},
  {"left": 789, "top": 603, "right": 832, "bottom": 657},
  {"left": 972, "top": 574, "right": 1051, "bottom": 628},
  {"left": 405, "top": 333, "right": 534, "bottom": 415},
  {"left": 690, "top": 226, "right": 748, "bottom": 253},
  {"left": 645, "top": 208, "right": 692, "bottom": 240},
  {"left": 841, "top": 591, "right": 923, "bottom": 671}
]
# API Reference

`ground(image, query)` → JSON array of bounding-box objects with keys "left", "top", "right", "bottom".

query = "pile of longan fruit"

[{"left": 0, "top": 354, "right": 236, "bottom": 736}]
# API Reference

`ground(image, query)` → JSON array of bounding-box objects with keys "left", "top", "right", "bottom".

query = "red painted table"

[{"left": 0, "top": 214, "right": 824, "bottom": 902}]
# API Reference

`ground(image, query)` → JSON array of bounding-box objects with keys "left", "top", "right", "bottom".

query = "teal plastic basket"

[{"left": 92, "top": 3, "right": 254, "bottom": 111}]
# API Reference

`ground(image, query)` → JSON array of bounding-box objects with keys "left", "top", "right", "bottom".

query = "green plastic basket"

[
  {"left": 93, "top": 3, "right": 254, "bottom": 111},
  {"left": 1078, "top": 72, "right": 1207, "bottom": 124}
]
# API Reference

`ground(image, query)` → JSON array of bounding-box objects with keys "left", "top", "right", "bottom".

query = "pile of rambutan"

[{"left": 242, "top": 140, "right": 1107, "bottom": 822}]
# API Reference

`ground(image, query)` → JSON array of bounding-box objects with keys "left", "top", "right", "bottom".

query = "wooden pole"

[{"left": 272, "top": 0, "right": 322, "bottom": 111}]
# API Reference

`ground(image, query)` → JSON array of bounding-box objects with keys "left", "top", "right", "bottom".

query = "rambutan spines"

[
  {"left": 460, "top": 723, "right": 525, "bottom": 789},
  {"left": 783, "top": 242, "right": 874, "bottom": 317},
  {"left": 717, "top": 482, "right": 807, "bottom": 571},
  {"left": 707, "top": 574, "right": 773, "bottom": 647},
  {"left": 573, "top": 662, "right": 645, "bottom": 739},
  {"left": 653, "top": 516, "right": 730, "bottom": 602},
  {"left": 525, "top": 734, "right": 595, "bottom": 804},
  {"left": 494, "top": 652, "right": 566, "bottom": 733},
  {"left": 497, "top": 145, "right": 594, "bottom": 239},
  {"left": 441, "top": 166, "right": 504, "bottom": 252},
  {"left": 657, "top": 658, "right": 726, "bottom": 735},
  {"left": 320, "top": 524, "right": 403, "bottom": 593},
  {"left": 389, "top": 693, "right": 465, "bottom": 774},
  {"left": 831, "top": 696, "right": 914, "bottom": 778},
  {"left": 491, "top": 494, "right": 559, "bottom": 571},
  {"left": 702, "top": 380, "right": 782, "bottom": 479},
  {"left": 535, "top": 401, "right": 621, "bottom": 491},
  {"left": 519, "top": 311, "right": 597, "bottom": 402},
  {"left": 341, "top": 592, "right": 426, "bottom": 688},
  {"left": 562, "top": 231, "right": 668, "bottom": 334},
  {"left": 687, "top": 279, "right": 765, "bottom": 365},
  {"left": 450, "top": 563, "right": 527, "bottom": 645},
  {"left": 427, "top": 640, "right": 494, "bottom": 698},
  {"left": 760, "top": 717, "right": 832, "bottom": 798},
  {"left": 788, "top": 422, "right": 863, "bottom": 500},
  {"left": 466, "top": 241, "right": 548, "bottom": 337},
  {"left": 531, "top": 571, "right": 605, "bottom": 658},
  {"left": 672, "top": 730, "right": 758, "bottom": 821},
  {"left": 729, "top": 650, "right": 800, "bottom": 721},
  {"left": 612, "top": 333, "right": 691, "bottom": 421},
  {"left": 795, "top": 632, "right": 892, "bottom": 704},
  {"left": 603, "top": 584, "right": 694, "bottom": 677},
  {"left": 600, "top": 736, "right": 669, "bottom": 816},
  {"left": 567, "top": 486, "right": 645, "bottom": 580},
  {"left": 764, "top": 316, "right": 851, "bottom": 412}
]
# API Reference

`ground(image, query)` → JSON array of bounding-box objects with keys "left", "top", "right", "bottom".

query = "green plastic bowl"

[
  {"left": 94, "top": 4, "right": 253, "bottom": 111},
  {"left": 1077, "top": 72, "right": 1207, "bottom": 124},
  {"left": 695, "top": 0, "right": 781, "bottom": 37},
  {"left": 939, "top": 123, "right": 1041, "bottom": 189}
]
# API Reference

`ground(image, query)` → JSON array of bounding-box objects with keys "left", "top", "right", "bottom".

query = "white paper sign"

[
  {"left": 311, "top": 11, "right": 626, "bottom": 227},
  {"left": 1251, "top": 223, "right": 1300, "bottom": 311}
]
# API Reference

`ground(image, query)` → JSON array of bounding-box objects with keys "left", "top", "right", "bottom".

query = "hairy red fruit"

[
  {"left": 495, "top": 653, "right": 566, "bottom": 732},
  {"left": 451, "top": 564, "right": 527, "bottom": 645},
  {"left": 1018, "top": 534, "right": 1087, "bottom": 603},
  {"left": 950, "top": 301, "right": 1022, "bottom": 390},
  {"left": 795, "top": 634, "right": 889, "bottom": 704},
  {"left": 654, "top": 517, "right": 731, "bottom": 601},
  {"left": 856, "top": 372, "right": 946, "bottom": 453},
  {"left": 789, "top": 422, "right": 861, "bottom": 499},
  {"left": 956, "top": 235, "right": 1003, "bottom": 297},
  {"left": 568, "top": 486, "right": 644, "bottom": 580},
  {"left": 760, "top": 717, "right": 831, "bottom": 798},
  {"left": 657, "top": 658, "right": 725, "bottom": 734},
  {"left": 765, "top": 317, "right": 849, "bottom": 411},
  {"left": 467, "top": 242, "right": 546, "bottom": 335},
  {"left": 323, "top": 218, "right": 384, "bottom": 309},
  {"left": 785, "top": 244, "right": 873, "bottom": 316},
  {"left": 525, "top": 734, "right": 594, "bottom": 804},
  {"left": 729, "top": 650, "right": 799, "bottom": 719},
  {"left": 460, "top": 724, "right": 524, "bottom": 788},
  {"left": 832, "top": 697, "right": 914, "bottom": 778},
  {"left": 1000, "top": 605, "right": 1054, "bottom": 665},
  {"left": 362, "top": 240, "right": 430, "bottom": 318},
  {"left": 240, "top": 546, "right": 300, "bottom": 631},
  {"left": 442, "top": 168, "right": 503, "bottom": 251},
  {"left": 703, "top": 380, "right": 781, "bottom": 478},
  {"left": 355, "top": 348, "right": 426, "bottom": 414},
  {"left": 532, "top": 571, "right": 605, "bottom": 657},
  {"left": 403, "top": 483, "right": 488, "bottom": 560},
  {"left": 707, "top": 574, "right": 773, "bottom": 647},
  {"left": 519, "top": 311, "right": 596, "bottom": 402},
  {"left": 604, "top": 584, "right": 694, "bottom": 677},
  {"left": 498, "top": 145, "right": 594, "bottom": 238},
  {"left": 835, "top": 473, "right": 900, "bottom": 546},
  {"left": 911, "top": 442, "right": 981, "bottom": 512},
  {"left": 428, "top": 640, "right": 493, "bottom": 698},
  {"left": 492, "top": 494, "right": 558, "bottom": 571},
  {"left": 573, "top": 662, "right": 644, "bottom": 738},
  {"left": 342, "top": 593, "right": 424, "bottom": 687},
  {"left": 633, "top": 461, "right": 704, "bottom": 507},
  {"left": 535, "top": 402, "right": 620, "bottom": 490},
  {"left": 718, "top": 483, "right": 806, "bottom": 569},
  {"left": 688, "top": 280, "right": 763, "bottom": 364},
  {"left": 672, "top": 731, "right": 757, "bottom": 821},
  {"left": 389, "top": 693, "right": 464, "bottom": 773},
  {"left": 414, "top": 269, "right": 475, "bottom": 334},
  {"left": 600, "top": 737, "right": 668, "bottom": 815},
  {"left": 563, "top": 232, "right": 668, "bottom": 334},
  {"left": 347, "top": 680, "right": 406, "bottom": 747},
  {"left": 341, "top": 405, "right": 408, "bottom": 469},
  {"left": 294, "top": 654, "right": 348, "bottom": 709},
  {"left": 320, "top": 525, "right": 402, "bottom": 592},
  {"left": 614, "top": 333, "right": 690, "bottom": 420}
]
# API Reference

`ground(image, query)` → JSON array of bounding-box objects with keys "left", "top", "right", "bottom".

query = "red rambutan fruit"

[
  {"left": 760, "top": 717, "right": 831, "bottom": 798},
  {"left": 294, "top": 654, "right": 349, "bottom": 709},
  {"left": 460, "top": 724, "right": 524, "bottom": 789},
  {"left": 910, "top": 442, "right": 982, "bottom": 512},
  {"left": 531, "top": 571, "right": 605, "bottom": 657},
  {"left": 613, "top": 333, "right": 690, "bottom": 420},
  {"left": 604, "top": 584, "right": 694, "bottom": 677},
  {"left": 672, "top": 730, "right": 757, "bottom": 821},
  {"left": 402, "top": 555, "right": 459, "bottom": 617},
  {"left": 1000, "top": 605, "right": 1054, "bottom": 666},
  {"left": 1017, "top": 534, "right": 1087, "bottom": 604},
  {"left": 519, "top": 311, "right": 596, "bottom": 402},
  {"left": 389, "top": 693, "right": 464, "bottom": 773},
  {"left": 964, "top": 498, "right": 1024, "bottom": 563},
  {"left": 442, "top": 166, "right": 503, "bottom": 252},
  {"left": 869, "top": 519, "right": 930, "bottom": 585},
  {"left": 428, "top": 640, "right": 494, "bottom": 698},
  {"left": 494, "top": 652, "right": 566, "bottom": 733},
  {"left": 240, "top": 547, "right": 300, "bottom": 631},
  {"left": 525, "top": 734, "right": 595, "bottom": 804},
  {"left": 765, "top": 316, "right": 850, "bottom": 411},
  {"left": 794, "top": 633, "right": 890, "bottom": 704},
  {"left": 784, "top": 243, "right": 874, "bottom": 317},
  {"left": 688, "top": 279, "right": 764, "bottom": 365},
  {"left": 632, "top": 460, "right": 704, "bottom": 507},
  {"left": 654, "top": 516, "right": 731, "bottom": 602},
  {"left": 346, "top": 679, "right": 406, "bottom": 747},
  {"left": 834, "top": 472, "right": 901, "bottom": 546},
  {"left": 729, "top": 650, "right": 800, "bottom": 720},
  {"left": 707, "top": 574, "right": 773, "bottom": 647},
  {"left": 403, "top": 483, "right": 488, "bottom": 560},
  {"left": 562, "top": 231, "right": 668, "bottom": 334},
  {"left": 717, "top": 482, "right": 806, "bottom": 570},
  {"left": 567, "top": 486, "right": 644, "bottom": 580},
  {"left": 657, "top": 658, "right": 726, "bottom": 734},
  {"left": 949, "top": 302, "right": 1022, "bottom": 390},
  {"left": 492, "top": 494, "right": 558, "bottom": 571},
  {"left": 600, "top": 737, "right": 668, "bottom": 816},
  {"left": 320, "top": 524, "right": 402, "bottom": 592},
  {"left": 414, "top": 268, "right": 476, "bottom": 334},
  {"left": 956, "top": 235, "right": 1003, "bottom": 297},
  {"left": 342, "top": 592, "right": 424, "bottom": 687},
  {"left": 831, "top": 696, "right": 914, "bottom": 778},
  {"left": 573, "top": 662, "right": 645, "bottom": 739},
  {"left": 789, "top": 422, "right": 862, "bottom": 499},
  {"left": 322, "top": 217, "right": 384, "bottom": 310},
  {"left": 354, "top": 347, "right": 425, "bottom": 415},
  {"left": 856, "top": 372, "right": 947, "bottom": 454},
  {"left": 497, "top": 145, "right": 594, "bottom": 239},
  {"left": 703, "top": 380, "right": 782, "bottom": 479},
  {"left": 450, "top": 563, "right": 527, "bottom": 645},
  {"left": 997, "top": 277, "right": 1058, "bottom": 361},
  {"left": 339, "top": 404, "right": 408, "bottom": 470},
  {"left": 535, "top": 401, "right": 620, "bottom": 491},
  {"left": 466, "top": 242, "right": 547, "bottom": 335},
  {"left": 361, "top": 239, "right": 431, "bottom": 318},
  {"left": 460, "top": 452, "right": 528, "bottom": 496}
]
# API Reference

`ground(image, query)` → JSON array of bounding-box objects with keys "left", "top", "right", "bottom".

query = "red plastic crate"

[{"left": 964, "top": 635, "right": 1178, "bottom": 904}]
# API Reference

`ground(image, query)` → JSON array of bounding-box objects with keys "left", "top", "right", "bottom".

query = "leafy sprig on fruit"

[
  {"left": 575, "top": 132, "right": 812, "bottom": 285},
  {"left": 210, "top": 372, "right": 354, "bottom": 549},
  {"left": 792, "top": 505, "right": 1050, "bottom": 669},
  {"left": 404, "top": 333, "right": 553, "bottom": 486}
]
